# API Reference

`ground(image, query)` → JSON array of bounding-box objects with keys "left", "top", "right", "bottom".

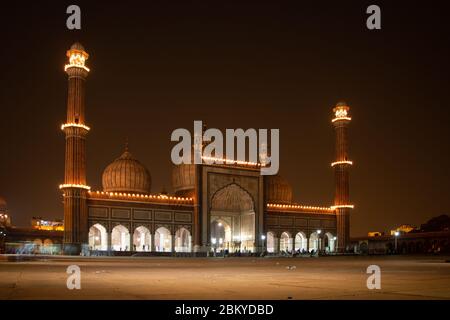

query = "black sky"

[{"left": 1, "top": 1, "right": 449, "bottom": 236}]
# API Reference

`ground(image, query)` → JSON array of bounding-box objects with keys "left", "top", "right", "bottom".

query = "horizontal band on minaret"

[
  {"left": 332, "top": 116, "right": 352, "bottom": 123},
  {"left": 331, "top": 160, "right": 353, "bottom": 167},
  {"left": 331, "top": 204, "right": 354, "bottom": 210},
  {"left": 59, "top": 184, "right": 91, "bottom": 190},
  {"left": 64, "top": 64, "right": 90, "bottom": 72},
  {"left": 61, "top": 123, "right": 90, "bottom": 131}
]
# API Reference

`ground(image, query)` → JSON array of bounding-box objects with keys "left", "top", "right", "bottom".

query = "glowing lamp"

[
  {"left": 332, "top": 103, "right": 351, "bottom": 123},
  {"left": 64, "top": 46, "right": 90, "bottom": 72}
]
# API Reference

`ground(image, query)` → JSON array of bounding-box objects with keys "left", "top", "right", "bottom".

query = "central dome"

[{"left": 102, "top": 147, "right": 151, "bottom": 194}]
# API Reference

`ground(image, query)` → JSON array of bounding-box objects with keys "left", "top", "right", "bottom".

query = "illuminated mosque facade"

[{"left": 60, "top": 43, "right": 354, "bottom": 255}]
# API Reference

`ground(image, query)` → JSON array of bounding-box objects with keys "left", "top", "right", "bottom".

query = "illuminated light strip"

[
  {"left": 64, "top": 64, "right": 90, "bottom": 72},
  {"left": 332, "top": 117, "right": 352, "bottom": 123},
  {"left": 331, "top": 160, "right": 353, "bottom": 167},
  {"left": 267, "top": 203, "right": 334, "bottom": 212},
  {"left": 201, "top": 156, "right": 263, "bottom": 167},
  {"left": 59, "top": 184, "right": 91, "bottom": 190},
  {"left": 330, "top": 204, "right": 355, "bottom": 210},
  {"left": 88, "top": 190, "right": 193, "bottom": 202},
  {"left": 61, "top": 123, "right": 91, "bottom": 131}
]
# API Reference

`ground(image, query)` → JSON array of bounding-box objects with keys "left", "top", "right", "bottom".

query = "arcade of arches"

[
  {"left": 88, "top": 223, "right": 192, "bottom": 252},
  {"left": 266, "top": 231, "right": 337, "bottom": 253},
  {"left": 88, "top": 223, "right": 336, "bottom": 253}
]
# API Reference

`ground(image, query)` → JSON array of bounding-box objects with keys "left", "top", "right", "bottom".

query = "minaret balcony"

[{"left": 331, "top": 160, "right": 353, "bottom": 167}]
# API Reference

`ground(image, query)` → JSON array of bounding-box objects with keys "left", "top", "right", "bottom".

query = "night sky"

[{"left": 1, "top": 1, "right": 449, "bottom": 236}]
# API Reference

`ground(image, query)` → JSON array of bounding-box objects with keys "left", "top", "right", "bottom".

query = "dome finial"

[{"left": 125, "top": 137, "right": 129, "bottom": 152}]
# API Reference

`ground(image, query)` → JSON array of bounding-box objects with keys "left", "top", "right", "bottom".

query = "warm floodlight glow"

[
  {"left": 331, "top": 204, "right": 355, "bottom": 210},
  {"left": 201, "top": 156, "right": 263, "bottom": 167},
  {"left": 332, "top": 116, "right": 352, "bottom": 123},
  {"left": 331, "top": 160, "right": 353, "bottom": 167},
  {"left": 61, "top": 123, "right": 90, "bottom": 131},
  {"left": 59, "top": 184, "right": 91, "bottom": 190},
  {"left": 335, "top": 109, "right": 348, "bottom": 118},
  {"left": 65, "top": 52, "right": 90, "bottom": 72}
]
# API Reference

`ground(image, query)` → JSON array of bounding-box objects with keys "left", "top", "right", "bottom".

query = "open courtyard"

[{"left": 1, "top": 255, "right": 450, "bottom": 300}]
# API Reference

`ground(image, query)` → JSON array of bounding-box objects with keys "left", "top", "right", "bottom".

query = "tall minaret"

[
  {"left": 60, "top": 43, "right": 90, "bottom": 255},
  {"left": 331, "top": 101, "right": 353, "bottom": 252}
]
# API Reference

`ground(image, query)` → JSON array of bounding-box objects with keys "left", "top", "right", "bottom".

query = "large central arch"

[{"left": 210, "top": 183, "right": 256, "bottom": 252}]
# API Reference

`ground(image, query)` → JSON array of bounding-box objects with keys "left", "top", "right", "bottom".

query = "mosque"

[{"left": 60, "top": 43, "right": 354, "bottom": 255}]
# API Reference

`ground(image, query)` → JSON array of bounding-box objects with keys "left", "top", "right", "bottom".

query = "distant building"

[
  {"left": 31, "top": 217, "right": 64, "bottom": 232},
  {"left": 368, "top": 232, "right": 383, "bottom": 237},
  {"left": 353, "top": 218, "right": 450, "bottom": 255},
  {"left": 390, "top": 224, "right": 416, "bottom": 235},
  {"left": 0, "top": 199, "right": 63, "bottom": 255}
]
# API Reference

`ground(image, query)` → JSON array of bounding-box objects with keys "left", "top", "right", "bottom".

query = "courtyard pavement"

[{"left": 0, "top": 255, "right": 449, "bottom": 300}]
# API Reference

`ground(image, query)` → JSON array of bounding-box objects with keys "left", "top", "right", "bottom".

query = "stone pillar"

[
  {"left": 107, "top": 230, "right": 112, "bottom": 252},
  {"left": 151, "top": 233, "right": 156, "bottom": 252},
  {"left": 171, "top": 233, "right": 176, "bottom": 253},
  {"left": 277, "top": 237, "right": 281, "bottom": 254},
  {"left": 130, "top": 230, "right": 134, "bottom": 252}
]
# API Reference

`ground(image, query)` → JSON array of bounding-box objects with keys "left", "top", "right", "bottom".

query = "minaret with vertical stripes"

[
  {"left": 60, "top": 43, "right": 90, "bottom": 255},
  {"left": 331, "top": 101, "right": 353, "bottom": 252}
]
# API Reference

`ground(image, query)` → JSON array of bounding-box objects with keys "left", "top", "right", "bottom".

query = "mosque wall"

[
  {"left": 264, "top": 211, "right": 337, "bottom": 238},
  {"left": 86, "top": 198, "right": 194, "bottom": 235}
]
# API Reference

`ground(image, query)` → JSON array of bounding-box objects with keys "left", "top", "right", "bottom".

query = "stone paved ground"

[{"left": 1, "top": 255, "right": 449, "bottom": 300}]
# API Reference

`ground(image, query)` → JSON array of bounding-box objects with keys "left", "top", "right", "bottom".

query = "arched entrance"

[
  {"left": 295, "top": 232, "right": 307, "bottom": 252},
  {"left": 111, "top": 225, "right": 130, "bottom": 251},
  {"left": 210, "top": 183, "right": 256, "bottom": 252},
  {"left": 309, "top": 232, "right": 320, "bottom": 252},
  {"left": 175, "top": 227, "right": 192, "bottom": 252},
  {"left": 133, "top": 226, "right": 151, "bottom": 252},
  {"left": 266, "top": 231, "right": 276, "bottom": 253},
  {"left": 324, "top": 232, "right": 336, "bottom": 253},
  {"left": 89, "top": 223, "right": 108, "bottom": 250},
  {"left": 155, "top": 227, "right": 171, "bottom": 252},
  {"left": 210, "top": 219, "right": 232, "bottom": 252},
  {"left": 280, "top": 232, "right": 292, "bottom": 252}
]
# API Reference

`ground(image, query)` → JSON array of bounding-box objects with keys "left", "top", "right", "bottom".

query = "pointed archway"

[{"left": 210, "top": 183, "right": 256, "bottom": 252}]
